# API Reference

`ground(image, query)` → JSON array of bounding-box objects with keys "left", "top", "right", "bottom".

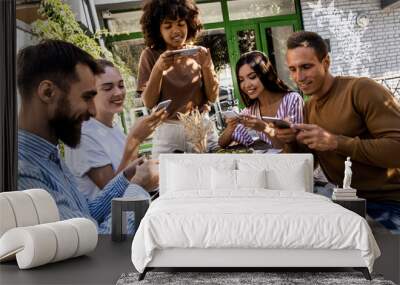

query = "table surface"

[{"left": 0, "top": 235, "right": 134, "bottom": 285}]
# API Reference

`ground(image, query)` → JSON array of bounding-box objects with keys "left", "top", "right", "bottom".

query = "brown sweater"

[
  {"left": 137, "top": 47, "right": 215, "bottom": 118},
  {"left": 305, "top": 76, "right": 400, "bottom": 201}
]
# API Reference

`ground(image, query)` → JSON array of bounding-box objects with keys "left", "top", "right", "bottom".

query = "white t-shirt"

[{"left": 64, "top": 118, "right": 148, "bottom": 200}]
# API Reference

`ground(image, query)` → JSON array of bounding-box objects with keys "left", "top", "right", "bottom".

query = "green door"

[
  {"left": 260, "top": 20, "right": 301, "bottom": 89},
  {"left": 229, "top": 20, "right": 301, "bottom": 106},
  {"left": 229, "top": 23, "right": 261, "bottom": 66},
  {"left": 229, "top": 23, "right": 261, "bottom": 99}
]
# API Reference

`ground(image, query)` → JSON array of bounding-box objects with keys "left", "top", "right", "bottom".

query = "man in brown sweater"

[{"left": 281, "top": 31, "right": 400, "bottom": 233}]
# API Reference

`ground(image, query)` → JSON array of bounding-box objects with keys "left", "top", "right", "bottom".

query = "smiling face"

[
  {"left": 160, "top": 18, "right": 188, "bottom": 50},
  {"left": 94, "top": 66, "right": 125, "bottom": 117},
  {"left": 238, "top": 63, "right": 265, "bottom": 100},
  {"left": 286, "top": 46, "right": 330, "bottom": 97}
]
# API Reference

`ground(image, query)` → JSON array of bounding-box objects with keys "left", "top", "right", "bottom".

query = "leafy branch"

[{"left": 32, "top": 0, "right": 135, "bottom": 126}]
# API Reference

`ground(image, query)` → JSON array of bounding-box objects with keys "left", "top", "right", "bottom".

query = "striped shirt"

[
  {"left": 18, "top": 130, "right": 142, "bottom": 234},
  {"left": 232, "top": 92, "right": 304, "bottom": 146}
]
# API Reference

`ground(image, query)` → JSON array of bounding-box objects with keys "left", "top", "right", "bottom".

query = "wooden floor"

[
  {"left": 0, "top": 235, "right": 134, "bottom": 285},
  {"left": 0, "top": 221, "right": 398, "bottom": 285},
  {"left": 369, "top": 218, "right": 400, "bottom": 284}
]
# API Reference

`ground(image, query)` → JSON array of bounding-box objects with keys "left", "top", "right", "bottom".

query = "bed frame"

[{"left": 138, "top": 247, "right": 371, "bottom": 280}]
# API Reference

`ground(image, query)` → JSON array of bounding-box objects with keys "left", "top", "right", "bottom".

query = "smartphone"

[
  {"left": 261, "top": 116, "right": 291, "bottom": 129},
  {"left": 222, "top": 110, "right": 240, "bottom": 119},
  {"left": 155, "top": 99, "right": 172, "bottom": 111},
  {"left": 169, "top": 46, "right": 201, "bottom": 57}
]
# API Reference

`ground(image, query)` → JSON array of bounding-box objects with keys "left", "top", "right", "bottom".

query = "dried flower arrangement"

[{"left": 177, "top": 108, "right": 212, "bottom": 153}]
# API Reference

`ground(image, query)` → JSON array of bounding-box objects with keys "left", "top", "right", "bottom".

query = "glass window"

[
  {"left": 104, "top": 1, "right": 224, "bottom": 34},
  {"left": 196, "top": 28, "right": 234, "bottom": 98},
  {"left": 237, "top": 29, "right": 257, "bottom": 55},
  {"left": 103, "top": 10, "right": 143, "bottom": 34},
  {"left": 227, "top": 0, "right": 295, "bottom": 20},
  {"left": 197, "top": 2, "right": 223, "bottom": 24},
  {"left": 196, "top": 28, "right": 236, "bottom": 128},
  {"left": 110, "top": 38, "right": 146, "bottom": 128},
  {"left": 264, "top": 25, "right": 296, "bottom": 89},
  {"left": 110, "top": 38, "right": 145, "bottom": 79}
]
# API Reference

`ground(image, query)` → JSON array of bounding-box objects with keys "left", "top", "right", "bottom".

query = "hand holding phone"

[
  {"left": 168, "top": 47, "right": 201, "bottom": 57},
  {"left": 222, "top": 110, "right": 240, "bottom": 119},
  {"left": 155, "top": 99, "right": 172, "bottom": 111},
  {"left": 261, "top": 116, "right": 291, "bottom": 129}
]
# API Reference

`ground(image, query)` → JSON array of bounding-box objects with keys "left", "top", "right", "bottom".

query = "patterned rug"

[{"left": 117, "top": 271, "right": 395, "bottom": 285}]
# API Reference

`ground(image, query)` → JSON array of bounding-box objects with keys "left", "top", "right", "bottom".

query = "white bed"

[{"left": 131, "top": 154, "right": 380, "bottom": 280}]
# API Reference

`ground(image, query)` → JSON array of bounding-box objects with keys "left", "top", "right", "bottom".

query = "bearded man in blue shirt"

[{"left": 17, "top": 40, "right": 161, "bottom": 234}]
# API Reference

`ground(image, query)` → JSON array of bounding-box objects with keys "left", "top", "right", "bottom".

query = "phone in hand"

[
  {"left": 222, "top": 110, "right": 240, "bottom": 119},
  {"left": 261, "top": 116, "right": 291, "bottom": 129},
  {"left": 155, "top": 99, "right": 172, "bottom": 111},
  {"left": 169, "top": 46, "right": 201, "bottom": 57}
]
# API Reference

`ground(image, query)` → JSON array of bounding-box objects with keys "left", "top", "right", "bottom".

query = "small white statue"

[{"left": 343, "top": 157, "right": 352, "bottom": 189}]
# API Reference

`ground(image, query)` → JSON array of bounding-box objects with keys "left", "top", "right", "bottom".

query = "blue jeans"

[
  {"left": 367, "top": 201, "right": 400, "bottom": 234},
  {"left": 313, "top": 182, "right": 335, "bottom": 198},
  {"left": 314, "top": 183, "right": 400, "bottom": 234}
]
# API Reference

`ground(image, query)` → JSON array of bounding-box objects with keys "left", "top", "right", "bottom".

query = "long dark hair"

[
  {"left": 236, "top": 51, "right": 290, "bottom": 107},
  {"left": 140, "top": 0, "right": 202, "bottom": 50}
]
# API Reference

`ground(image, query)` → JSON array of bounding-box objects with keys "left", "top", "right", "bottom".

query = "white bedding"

[{"left": 131, "top": 190, "right": 380, "bottom": 273}]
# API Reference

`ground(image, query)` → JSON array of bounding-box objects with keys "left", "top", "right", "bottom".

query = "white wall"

[
  {"left": 64, "top": 0, "right": 94, "bottom": 32},
  {"left": 301, "top": 0, "right": 400, "bottom": 79},
  {"left": 16, "top": 20, "right": 38, "bottom": 51}
]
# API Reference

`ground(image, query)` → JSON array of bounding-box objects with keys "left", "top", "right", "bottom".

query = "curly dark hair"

[
  {"left": 236, "top": 51, "right": 291, "bottom": 108},
  {"left": 140, "top": 0, "right": 203, "bottom": 50}
]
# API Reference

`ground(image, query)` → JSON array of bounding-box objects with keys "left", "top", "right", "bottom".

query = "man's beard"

[
  {"left": 50, "top": 115, "right": 83, "bottom": 148},
  {"left": 49, "top": 96, "right": 89, "bottom": 148}
]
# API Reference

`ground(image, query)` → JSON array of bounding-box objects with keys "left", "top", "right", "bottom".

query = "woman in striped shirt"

[{"left": 218, "top": 51, "right": 304, "bottom": 150}]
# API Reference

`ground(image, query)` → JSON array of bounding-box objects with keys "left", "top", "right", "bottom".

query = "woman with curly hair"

[
  {"left": 137, "top": 0, "right": 219, "bottom": 156},
  {"left": 218, "top": 51, "right": 304, "bottom": 150}
]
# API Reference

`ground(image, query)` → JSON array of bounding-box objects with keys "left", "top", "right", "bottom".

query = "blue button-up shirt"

[{"left": 18, "top": 130, "right": 143, "bottom": 234}]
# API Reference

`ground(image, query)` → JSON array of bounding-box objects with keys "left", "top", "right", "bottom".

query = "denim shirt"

[{"left": 18, "top": 130, "right": 141, "bottom": 234}]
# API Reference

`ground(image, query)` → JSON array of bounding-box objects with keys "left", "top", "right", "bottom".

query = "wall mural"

[{"left": 307, "top": 0, "right": 371, "bottom": 77}]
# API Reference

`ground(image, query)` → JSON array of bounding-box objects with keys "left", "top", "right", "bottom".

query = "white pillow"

[
  {"left": 212, "top": 168, "right": 236, "bottom": 190},
  {"left": 168, "top": 163, "right": 211, "bottom": 191},
  {"left": 211, "top": 169, "right": 267, "bottom": 191},
  {"left": 236, "top": 169, "right": 267, "bottom": 189},
  {"left": 267, "top": 162, "right": 307, "bottom": 191},
  {"left": 237, "top": 158, "right": 308, "bottom": 191}
]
